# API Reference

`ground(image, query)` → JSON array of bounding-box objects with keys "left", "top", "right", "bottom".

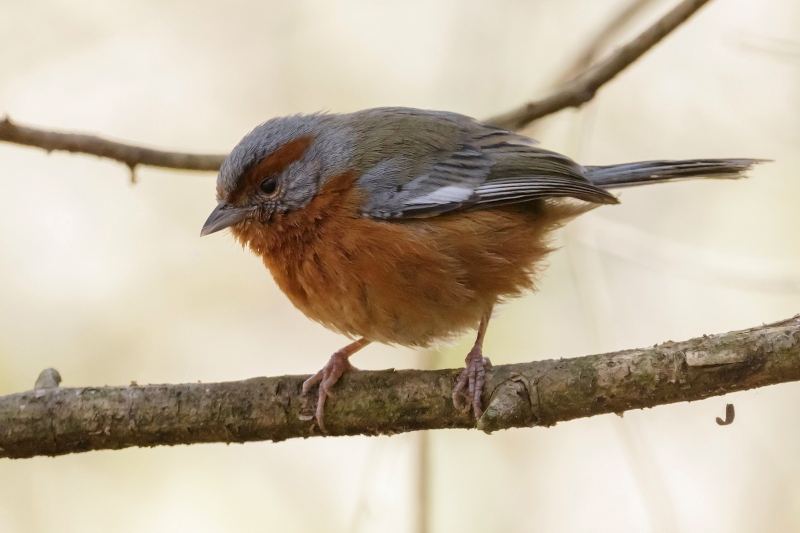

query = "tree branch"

[
  {"left": 2, "top": 315, "right": 799, "bottom": 460},
  {"left": 0, "top": 0, "right": 711, "bottom": 171},
  {"left": 485, "top": 0, "right": 712, "bottom": 130},
  {"left": 0, "top": 116, "right": 225, "bottom": 172},
  {"left": 552, "top": 0, "right": 660, "bottom": 87}
]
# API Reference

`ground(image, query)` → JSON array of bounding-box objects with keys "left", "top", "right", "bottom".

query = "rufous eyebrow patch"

[{"left": 228, "top": 135, "right": 315, "bottom": 205}]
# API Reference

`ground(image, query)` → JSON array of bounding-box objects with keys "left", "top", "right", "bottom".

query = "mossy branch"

[{"left": 2, "top": 315, "right": 799, "bottom": 459}]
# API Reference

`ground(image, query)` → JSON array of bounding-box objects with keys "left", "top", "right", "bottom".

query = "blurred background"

[{"left": 0, "top": 0, "right": 798, "bottom": 531}]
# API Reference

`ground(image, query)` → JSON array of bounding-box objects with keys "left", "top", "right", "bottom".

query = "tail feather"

[{"left": 584, "top": 159, "right": 768, "bottom": 189}]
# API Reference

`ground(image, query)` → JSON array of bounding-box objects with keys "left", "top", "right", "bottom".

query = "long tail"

[{"left": 584, "top": 159, "right": 767, "bottom": 189}]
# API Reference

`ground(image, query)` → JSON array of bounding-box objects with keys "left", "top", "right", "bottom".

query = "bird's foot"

[
  {"left": 452, "top": 347, "right": 492, "bottom": 418},
  {"left": 302, "top": 347, "right": 359, "bottom": 432}
]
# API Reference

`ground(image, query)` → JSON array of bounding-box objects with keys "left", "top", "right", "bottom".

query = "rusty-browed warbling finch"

[{"left": 201, "top": 107, "right": 762, "bottom": 430}]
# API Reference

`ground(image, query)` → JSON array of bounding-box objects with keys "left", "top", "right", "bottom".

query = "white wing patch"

[{"left": 403, "top": 185, "right": 475, "bottom": 206}]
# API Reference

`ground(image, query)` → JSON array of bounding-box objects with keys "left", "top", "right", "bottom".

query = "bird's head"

[{"left": 200, "top": 113, "right": 352, "bottom": 236}]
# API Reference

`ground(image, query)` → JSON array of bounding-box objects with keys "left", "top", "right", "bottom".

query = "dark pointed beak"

[{"left": 200, "top": 201, "right": 251, "bottom": 236}]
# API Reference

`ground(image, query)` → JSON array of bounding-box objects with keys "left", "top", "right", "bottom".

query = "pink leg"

[
  {"left": 302, "top": 338, "right": 371, "bottom": 432},
  {"left": 452, "top": 309, "right": 493, "bottom": 418}
]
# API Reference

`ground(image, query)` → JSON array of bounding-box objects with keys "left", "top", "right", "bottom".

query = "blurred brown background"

[{"left": 0, "top": 0, "right": 798, "bottom": 531}]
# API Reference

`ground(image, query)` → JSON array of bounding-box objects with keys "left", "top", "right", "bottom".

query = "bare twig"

[
  {"left": 0, "top": 0, "right": 712, "bottom": 171},
  {"left": 486, "top": 0, "right": 712, "bottom": 130},
  {"left": 553, "top": 0, "right": 661, "bottom": 86},
  {"left": 2, "top": 315, "right": 799, "bottom": 459},
  {"left": 0, "top": 116, "right": 225, "bottom": 172}
]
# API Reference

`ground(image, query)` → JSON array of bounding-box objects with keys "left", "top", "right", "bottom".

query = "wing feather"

[{"left": 353, "top": 108, "right": 616, "bottom": 219}]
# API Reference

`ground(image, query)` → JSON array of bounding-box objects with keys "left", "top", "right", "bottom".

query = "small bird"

[{"left": 201, "top": 107, "right": 760, "bottom": 430}]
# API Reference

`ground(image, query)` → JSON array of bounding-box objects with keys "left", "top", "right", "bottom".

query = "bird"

[{"left": 201, "top": 106, "right": 761, "bottom": 431}]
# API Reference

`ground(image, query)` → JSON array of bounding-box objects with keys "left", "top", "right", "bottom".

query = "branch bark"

[
  {"left": 0, "top": 0, "right": 710, "bottom": 171},
  {"left": 2, "top": 315, "right": 799, "bottom": 460}
]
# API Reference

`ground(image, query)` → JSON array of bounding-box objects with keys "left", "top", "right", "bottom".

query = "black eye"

[{"left": 260, "top": 177, "right": 278, "bottom": 196}]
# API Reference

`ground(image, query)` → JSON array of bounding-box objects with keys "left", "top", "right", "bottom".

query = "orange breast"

[{"left": 232, "top": 173, "right": 588, "bottom": 346}]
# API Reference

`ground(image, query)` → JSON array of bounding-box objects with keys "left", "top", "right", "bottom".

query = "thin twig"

[
  {"left": 485, "top": 0, "right": 712, "bottom": 130},
  {"left": 0, "top": 116, "right": 225, "bottom": 172},
  {"left": 2, "top": 315, "right": 799, "bottom": 459},
  {"left": 554, "top": 0, "right": 661, "bottom": 86}
]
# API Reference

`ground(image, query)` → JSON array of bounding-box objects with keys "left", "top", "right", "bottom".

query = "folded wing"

[{"left": 353, "top": 108, "right": 615, "bottom": 220}]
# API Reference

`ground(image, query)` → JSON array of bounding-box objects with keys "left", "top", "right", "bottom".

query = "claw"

[
  {"left": 302, "top": 370, "right": 323, "bottom": 395},
  {"left": 301, "top": 338, "right": 370, "bottom": 432},
  {"left": 452, "top": 349, "right": 492, "bottom": 418},
  {"left": 452, "top": 308, "right": 494, "bottom": 419}
]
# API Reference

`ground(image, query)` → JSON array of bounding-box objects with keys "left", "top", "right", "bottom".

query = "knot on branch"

[
  {"left": 33, "top": 368, "right": 62, "bottom": 391},
  {"left": 478, "top": 372, "right": 538, "bottom": 433}
]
